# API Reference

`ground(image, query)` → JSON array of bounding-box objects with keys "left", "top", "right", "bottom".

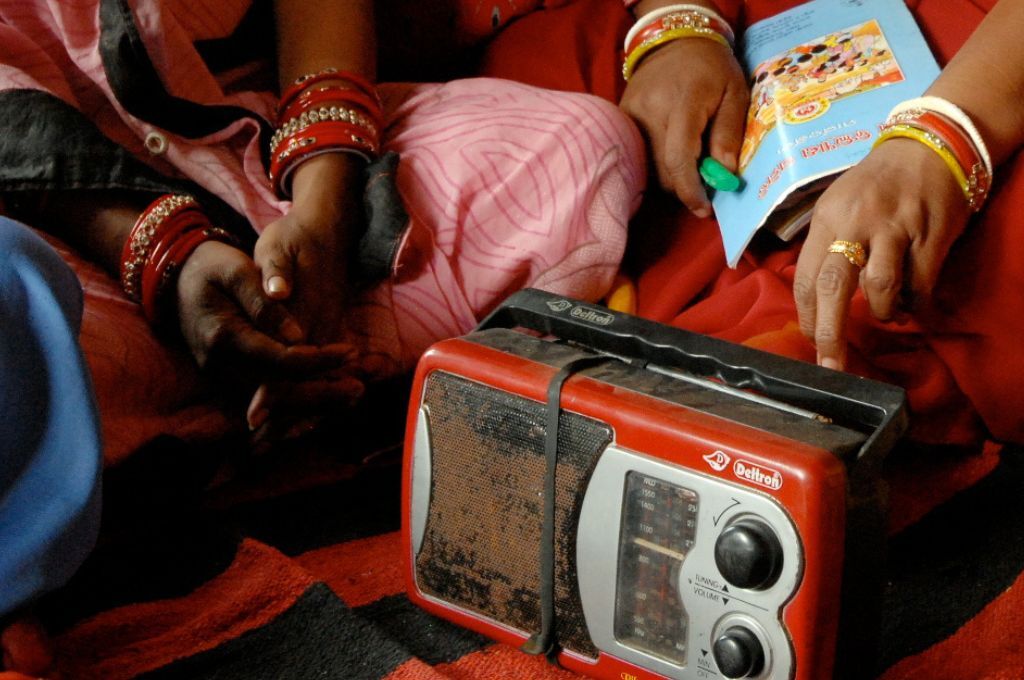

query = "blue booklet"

[{"left": 711, "top": 0, "right": 940, "bottom": 266}]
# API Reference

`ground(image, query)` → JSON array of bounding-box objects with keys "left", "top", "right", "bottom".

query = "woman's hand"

[
  {"left": 248, "top": 154, "right": 368, "bottom": 434},
  {"left": 620, "top": 36, "right": 749, "bottom": 216},
  {"left": 176, "top": 240, "right": 356, "bottom": 382},
  {"left": 793, "top": 139, "right": 973, "bottom": 370},
  {"left": 254, "top": 154, "right": 363, "bottom": 345}
]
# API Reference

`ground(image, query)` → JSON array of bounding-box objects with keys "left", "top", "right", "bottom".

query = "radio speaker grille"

[{"left": 415, "top": 371, "right": 613, "bottom": 659}]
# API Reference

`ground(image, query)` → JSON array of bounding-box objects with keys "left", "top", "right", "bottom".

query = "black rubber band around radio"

[{"left": 521, "top": 355, "right": 607, "bottom": 662}]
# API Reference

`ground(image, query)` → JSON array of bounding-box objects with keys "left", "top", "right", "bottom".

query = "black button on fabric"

[
  {"left": 713, "top": 626, "right": 765, "bottom": 678},
  {"left": 714, "top": 517, "right": 783, "bottom": 590}
]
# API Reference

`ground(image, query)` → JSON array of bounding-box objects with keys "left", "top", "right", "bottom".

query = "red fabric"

[
  {"left": 0, "top": 620, "right": 52, "bottom": 676},
  {"left": 294, "top": 533, "right": 406, "bottom": 608},
  {"left": 54, "top": 539, "right": 314, "bottom": 680},
  {"left": 880, "top": 566, "right": 1024, "bottom": 679},
  {"left": 478, "top": 0, "right": 631, "bottom": 101},
  {"left": 484, "top": 0, "right": 1024, "bottom": 446},
  {"left": 426, "top": 645, "right": 584, "bottom": 679}
]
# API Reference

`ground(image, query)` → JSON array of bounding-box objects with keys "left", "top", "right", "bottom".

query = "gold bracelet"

[
  {"left": 622, "top": 26, "right": 731, "bottom": 81},
  {"left": 874, "top": 123, "right": 981, "bottom": 211}
]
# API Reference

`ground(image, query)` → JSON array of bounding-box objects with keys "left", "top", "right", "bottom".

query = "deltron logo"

[
  {"left": 732, "top": 459, "right": 784, "bottom": 490},
  {"left": 546, "top": 299, "right": 573, "bottom": 313},
  {"left": 702, "top": 450, "right": 731, "bottom": 472},
  {"left": 570, "top": 305, "right": 614, "bottom": 326}
]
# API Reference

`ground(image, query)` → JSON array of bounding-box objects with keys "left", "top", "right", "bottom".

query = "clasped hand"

[{"left": 176, "top": 154, "right": 366, "bottom": 442}]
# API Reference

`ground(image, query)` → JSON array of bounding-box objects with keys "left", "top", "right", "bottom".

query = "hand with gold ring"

[
  {"left": 793, "top": 137, "right": 972, "bottom": 371},
  {"left": 826, "top": 240, "right": 868, "bottom": 268}
]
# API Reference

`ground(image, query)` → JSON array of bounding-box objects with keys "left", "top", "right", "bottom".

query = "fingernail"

[
  {"left": 247, "top": 408, "right": 269, "bottom": 431},
  {"left": 694, "top": 205, "right": 712, "bottom": 219},
  {"left": 246, "top": 385, "right": 269, "bottom": 429},
  {"left": 267, "top": 275, "right": 289, "bottom": 296},
  {"left": 280, "top": 318, "right": 304, "bottom": 344},
  {"left": 821, "top": 357, "right": 842, "bottom": 371}
]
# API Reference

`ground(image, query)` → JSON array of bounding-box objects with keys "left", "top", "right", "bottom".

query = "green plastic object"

[{"left": 699, "top": 157, "right": 742, "bottom": 192}]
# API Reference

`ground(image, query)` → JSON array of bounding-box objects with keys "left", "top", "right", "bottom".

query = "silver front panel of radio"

[
  {"left": 577, "top": 445, "right": 801, "bottom": 679},
  {"left": 409, "top": 405, "right": 433, "bottom": 557}
]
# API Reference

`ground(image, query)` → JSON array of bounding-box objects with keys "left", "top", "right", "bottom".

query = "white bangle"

[
  {"left": 887, "top": 95, "right": 993, "bottom": 177},
  {"left": 624, "top": 3, "right": 735, "bottom": 52}
]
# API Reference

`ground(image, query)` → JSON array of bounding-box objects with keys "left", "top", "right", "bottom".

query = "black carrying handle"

[{"left": 478, "top": 289, "right": 908, "bottom": 466}]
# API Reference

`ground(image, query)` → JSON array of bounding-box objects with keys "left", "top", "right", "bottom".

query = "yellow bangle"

[
  {"left": 622, "top": 26, "right": 731, "bottom": 81},
  {"left": 874, "top": 123, "right": 981, "bottom": 211}
]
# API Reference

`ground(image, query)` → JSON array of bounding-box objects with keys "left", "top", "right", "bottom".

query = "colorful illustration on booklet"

[{"left": 739, "top": 19, "right": 905, "bottom": 170}]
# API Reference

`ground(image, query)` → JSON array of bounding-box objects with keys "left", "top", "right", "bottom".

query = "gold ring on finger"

[{"left": 827, "top": 239, "right": 868, "bottom": 268}]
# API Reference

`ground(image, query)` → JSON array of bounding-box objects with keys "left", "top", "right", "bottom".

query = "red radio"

[{"left": 402, "top": 289, "right": 906, "bottom": 680}]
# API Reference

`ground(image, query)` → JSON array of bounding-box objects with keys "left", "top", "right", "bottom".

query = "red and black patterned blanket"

[{"left": 37, "top": 420, "right": 1024, "bottom": 679}]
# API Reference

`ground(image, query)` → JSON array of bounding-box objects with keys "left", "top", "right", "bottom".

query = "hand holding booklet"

[{"left": 712, "top": 0, "right": 940, "bottom": 266}]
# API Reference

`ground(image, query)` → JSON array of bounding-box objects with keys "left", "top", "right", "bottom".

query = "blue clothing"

[{"left": 0, "top": 216, "right": 101, "bottom": 617}]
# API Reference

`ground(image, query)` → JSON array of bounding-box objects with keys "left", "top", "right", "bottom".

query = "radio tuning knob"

[
  {"left": 713, "top": 626, "right": 765, "bottom": 679},
  {"left": 714, "top": 517, "right": 783, "bottom": 590}
]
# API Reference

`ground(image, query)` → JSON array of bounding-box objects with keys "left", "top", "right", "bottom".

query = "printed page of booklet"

[{"left": 712, "top": 0, "right": 940, "bottom": 267}]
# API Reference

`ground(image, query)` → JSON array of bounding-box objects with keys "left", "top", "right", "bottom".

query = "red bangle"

[
  {"left": 888, "top": 111, "right": 980, "bottom": 170},
  {"left": 270, "top": 83, "right": 382, "bottom": 191},
  {"left": 293, "top": 85, "right": 381, "bottom": 113},
  {"left": 271, "top": 120, "right": 378, "bottom": 164},
  {"left": 271, "top": 75, "right": 384, "bottom": 196},
  {"left": 275, "top": 93, "right": 381, "bottom": 143},
  {"left": 139, "top": 208, "right": 208, "bottom": 287},
  {"left": 147, "top": 210, "right": 210, "bottom": 257},
  {"left": 626, "top": 21, "right": 669, "bottom": 56},
  {"left": 280, "top": 87, "right": 383, "bottom": 128},
  {"left": 269, "top": 121, "right": 379, "bottom": 196},
  {"left": 625, "top": 9, "right": 735, "bottom": 57},
  {"left": 120, "top": 194, "right": 199, "bottom": 301},
  {"left": 279, "top": 68, "right": 379, "bottom": 116},
  {"left": 914, "top": 111, "right": 989, "bottom": 194},
  {"left": 140, "top": 230, "right": 201, "bottom": 308},
  {"left": 883, "top": 109, "right": 991, "bottom": 205},
  {"left": 139, "top": 208, "right": 211, "bottom": 321},
  {"left": 141, "top": 227, "right": 207, "bottom": 323},
  {"left": 917, "top": 112, "right": 990, "bottom": 203}
]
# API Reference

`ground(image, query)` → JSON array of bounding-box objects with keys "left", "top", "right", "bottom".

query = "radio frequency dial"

[
  {"left": 712, "top": 626, "right": 765, "bottom": 679},
  {"left": 714, "top": 517, "right": 782, "bottom": 590}
]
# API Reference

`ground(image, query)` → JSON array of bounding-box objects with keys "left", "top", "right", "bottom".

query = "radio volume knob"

[
  {"left": 713, "top": 626, "right": 765, "bottom": 679},
  {"left": 714, "top": 517, "right": 782, "bottom": 590}
]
